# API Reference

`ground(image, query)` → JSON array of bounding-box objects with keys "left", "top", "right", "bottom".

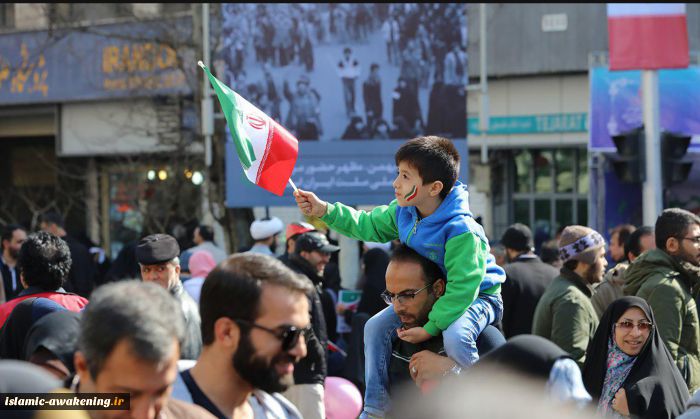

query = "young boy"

[{"left": 294, "top": 136, "right": 505, "bottom": 418}]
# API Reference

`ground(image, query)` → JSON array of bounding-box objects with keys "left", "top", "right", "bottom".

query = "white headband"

[{"left": 559, "top": 232, "right": 605, "bottom": 262}]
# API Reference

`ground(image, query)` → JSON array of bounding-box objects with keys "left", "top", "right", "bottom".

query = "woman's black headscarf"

[
  {"left": 0, "top": 297, "right": 66, "bottom": 360},
  {"left": 582, "top": 296, "right": 689, "bottom": 418},
  {"left": 24, "top": 310, "right": 81, "bottom": 375},
  {"left": 475, "top": 334, "right": 571, "bottom": 381}
]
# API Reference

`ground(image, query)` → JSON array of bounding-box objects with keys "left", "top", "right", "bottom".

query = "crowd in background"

[
  {"left": 1, "top": 200, "right": 700, "bottom": 418},
  {"left": 218, "top": 4, "right": 467, "bottom": 141}
]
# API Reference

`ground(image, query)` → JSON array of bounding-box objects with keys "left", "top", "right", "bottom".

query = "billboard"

[
  {"left": 219, "top": 3, "right": 469, "bottom": 206},
  {"left": 218, "top": 3, "right": 466, "bottom": 142},
  {"left": 589, "top": 65, "right": 700, "bottom": 151}
]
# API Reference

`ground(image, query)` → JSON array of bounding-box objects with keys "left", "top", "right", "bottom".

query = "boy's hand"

[
  {"left": 397, "top": 326, "right": 431, "bottom": 344},
  {"left": 294, "top": 189, "right": 327, "bottom": 218}
]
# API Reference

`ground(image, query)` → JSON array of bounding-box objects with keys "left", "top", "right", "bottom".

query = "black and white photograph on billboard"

[{"left": 218, "top": 3, "right": 467, "bottom": 142}]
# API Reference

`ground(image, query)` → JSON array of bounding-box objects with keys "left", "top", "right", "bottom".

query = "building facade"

[
  {"left": 0, "top": 3, "right": 208, "bottom": 257},
  {"left": 467, "top": 4, "right": 700, "bottom": 245}
]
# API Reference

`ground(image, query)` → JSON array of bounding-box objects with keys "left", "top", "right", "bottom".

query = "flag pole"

[{"left": 288, "top": 178, "right": 298, "bottom": 192}]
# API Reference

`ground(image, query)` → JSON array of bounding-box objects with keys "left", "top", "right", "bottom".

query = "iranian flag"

[
  {"left": 199, "top": 62, "right": 298, "bottom": 196},
  {"left": 607, "top": 3, "right": 689, "bottom": 71}
]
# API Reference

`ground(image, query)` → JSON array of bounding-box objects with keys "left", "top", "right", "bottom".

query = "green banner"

[{"left": 468, "top": 113, "right": 588, "bottom": 135}]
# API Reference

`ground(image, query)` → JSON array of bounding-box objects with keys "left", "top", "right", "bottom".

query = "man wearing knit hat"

[
  {"left": 247, "top": 217, "right": 285, "bottom": 256},
  {"left": 500, "top": 223, "right": 559, "bottom": 339},
  {"left": 532, "top": 225, "right": 608, "bottom": 367}
]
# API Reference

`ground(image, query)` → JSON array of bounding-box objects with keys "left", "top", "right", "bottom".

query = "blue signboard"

[
  {"left": 467, "top": 113, "right": 588, "bottom": 135},
  {"left": 226, "top": 140, "right": 469, "bottom": 207},
  {"left": 589, "top": 65, "right": 700, "bottom": 151},
  {"left": 0, "top": 19, "right": 192, "bottom": 105}
]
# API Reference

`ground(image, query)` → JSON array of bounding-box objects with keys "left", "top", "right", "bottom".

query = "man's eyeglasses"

[
  {"left": 233, "top": 319, "right": 310, "bottom": 351},
  {"left": 381, "top": 282, "right": 434, "bottom": 305},
  {"left": 615, "top": 320, "right": 654, "bottom": 332},
  {"left": 682, "top": 236, "right": 700, "bottom": 245}
]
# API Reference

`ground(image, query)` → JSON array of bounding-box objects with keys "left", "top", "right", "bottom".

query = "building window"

[{"left": 511, "top": 148, "right": 588, "bottom": 249}]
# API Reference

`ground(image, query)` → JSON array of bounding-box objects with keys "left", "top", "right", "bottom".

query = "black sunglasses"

[{"left": 233, "top": 319, "right": 310, "bottom": 351}]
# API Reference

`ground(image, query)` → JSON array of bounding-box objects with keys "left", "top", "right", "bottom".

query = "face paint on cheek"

[{"left": 404, "top": 185, "right": 418, "bottom": 202}]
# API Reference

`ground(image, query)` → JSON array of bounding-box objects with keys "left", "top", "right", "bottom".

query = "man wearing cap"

[
  {"left": 136, "top": 233, "right": 202, "bottom": 360},
  {"left": 248, "top": 217, "right": 285, "bottom": 256},
  {"left": 279, "top": 221, "right": 317, "bottom": 265},
  {"left": 281, "top": 231, "right": 340, "bottom": 419},
  {"left": 532, "top": 225, "right": 608, "bottom": 367},
  {"left": 499, "top": 223, "right": 559, "bottom": 339}
]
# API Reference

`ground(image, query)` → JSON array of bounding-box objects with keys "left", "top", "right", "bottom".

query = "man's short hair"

[
  {"left": 199, "top": 253, "right": 314, "bottom": 345},
  {"left": 1, "top": 224, "right": 25, "bottom": 245},
  {"left": 610, "top": 224, "right": 636, "bottom": 247},
  {"left": 655, "top": 208, "right": 700, "bottom": 251},
  {"left": 389, "top": 244, "right": 443, "bottom": 286},
  {"left": 395, "top": 136, "right": 460, "bottom": 199},
  {"left": 38, "top": 211, "right": 65, "bottom": 228},
  {"left": 624, "top": 226, "right": 654, "bottom": 259},
  {"left": 78, "top": 280, "right": 185, "bottom": 379},
  {"left": 370, "top": 63, "right": 379, "bottom": 71},
  {"left": 197, "top": 225, "right": 215, "bottom": 242},
  {"left": 344, "top": 47, "right": 351, "bottom": 54},
  {"left": 18, "top": 232, "right": 72, "bottom": 291}
]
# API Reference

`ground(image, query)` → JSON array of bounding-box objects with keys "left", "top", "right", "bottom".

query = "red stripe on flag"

[
  {"left": 608, "top": 15, "right": 689, "bottom": 70},
  {"left": 256, "top": 121, "right": 299, "bottom": 196}
]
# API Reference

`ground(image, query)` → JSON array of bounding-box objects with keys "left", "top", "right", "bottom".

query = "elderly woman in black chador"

[{"left": 583, "top": 296, "right": 689, "bottom": 418}]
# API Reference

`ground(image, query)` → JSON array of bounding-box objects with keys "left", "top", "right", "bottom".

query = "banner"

[{"left": 589, "top": 65, "right": 700, "bottom": 151}]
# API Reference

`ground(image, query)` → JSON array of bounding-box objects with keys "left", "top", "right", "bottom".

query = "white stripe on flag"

[{"left": 607, "top": 3, "right": 685, "bottom": 17}]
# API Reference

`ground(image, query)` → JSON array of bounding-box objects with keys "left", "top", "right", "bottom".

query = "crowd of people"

[
  {"left": 1, "top": 135, "right": 700, "bottom": 419},
  {"left": 218, "top": 4, "right": 467, "bottom": 142}
]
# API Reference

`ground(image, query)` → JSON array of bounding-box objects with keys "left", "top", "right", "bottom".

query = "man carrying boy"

[{"left": 295, "top": 136, "right": 505, "bottom": 418}]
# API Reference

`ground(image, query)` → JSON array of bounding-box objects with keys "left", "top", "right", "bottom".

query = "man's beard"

[
  {"left": 676, "top": 247, "right": 700, "bottom": 268},
  {"left": 8, "top": 248, "right": 19, "bottom": 259},
  {"left": 269, "top": 237, "right": 278, "bottom": 254},
  {"left": 583, "top": 262, "right": 602, "bottom": 285},
  {"left": 233, "top": 332, "right": 297, "bottom": 393}
]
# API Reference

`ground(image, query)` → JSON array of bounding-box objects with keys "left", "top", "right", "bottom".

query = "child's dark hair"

[{"left": 395, "top": 136, "right": 460, "bottom": 199}]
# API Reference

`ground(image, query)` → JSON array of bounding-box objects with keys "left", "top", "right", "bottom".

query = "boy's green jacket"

[{"left": 321, "top": 181, "right": 505, "bottom": 336}]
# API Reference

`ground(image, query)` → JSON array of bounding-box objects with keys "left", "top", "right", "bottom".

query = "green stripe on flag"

[{"left": 200, "top": 64, "right": 256, "bottom": 170}]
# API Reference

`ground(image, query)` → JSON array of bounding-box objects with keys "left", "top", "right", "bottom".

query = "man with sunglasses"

[
  {"left": 172, "top": 253, "right": 312, "bottom": 419},
  {"left": 624, "top": 208, "right": 700, "bottom": 393}
]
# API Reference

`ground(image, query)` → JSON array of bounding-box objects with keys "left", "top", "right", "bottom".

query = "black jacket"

[
  {"left": 171, "top": 282, "right": 202, "bottom": 360},
  {"left": 62, "top": 235, "right": 97, "bottom": 299},
  {"left": 0, "top": 258, "right": 21, "bottom": 302},
  {"left": 285, "top": 255, "right": 328, "bottom": 386},
  {"left": 501, "top": 254, "right": 559, "bottom": 338}
]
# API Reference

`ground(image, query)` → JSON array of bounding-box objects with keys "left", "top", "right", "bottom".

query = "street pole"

[
  {"left": 479, "top": 3, "right": 489, "bottom": 164},
  {"left": 641, "top": 70, "right": 663, "bottom": 226},
  {"left": 200, "top": 3, "right": 227, "bottom": 251}
]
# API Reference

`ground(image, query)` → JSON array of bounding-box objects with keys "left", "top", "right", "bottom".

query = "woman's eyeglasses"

[
  {"left": 615, "top": 320, "right": 654, "bottom": 332},
  {"left": 233, "top": 319, "right": 310, "bottom": 351},
  {"left": 380, "top": 282, "right": 434, "bottom": 305}
]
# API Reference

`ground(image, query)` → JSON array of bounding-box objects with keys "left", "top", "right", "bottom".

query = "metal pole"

[
  {"left": 641, "top": 70, "right": 663, "bottom": 225},
  {"left": 202, "top": 3, "right": 213, "bottom": 167},
  {"left": 479, "top": 3, "right": 489, "bottom": 164}
]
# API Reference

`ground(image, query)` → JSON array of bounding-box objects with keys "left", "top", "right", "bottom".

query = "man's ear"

[
  {"left": 74, "top": 351, "right": 92, "bottom": 384},
  {"left": 432, "top": 278, "right": 446, "bottom": 297},
  {"left": 215, "top": 317, "right": 241, "bottom": 350},
  {"left": 429, "top": 181, "right": 444, "bottom": 198},
  {"left": 666, "top": 237, "right": 680, "bottom": 254}
]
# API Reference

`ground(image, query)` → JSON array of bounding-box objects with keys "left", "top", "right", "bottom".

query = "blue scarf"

[{"left": 598, "top": 337, "right": 636, "bottom": 417}]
